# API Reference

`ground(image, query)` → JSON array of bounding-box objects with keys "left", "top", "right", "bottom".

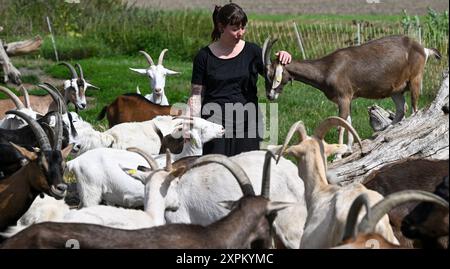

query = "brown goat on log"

[
  {"left": 364, "top": 159, "right": 449, "bottom": 248},
  {"left": 97, "top": 93, "right": 181, "bottom": 128},
  {"left": 263, "top": 35, "right": 441, "bottom": 157}
]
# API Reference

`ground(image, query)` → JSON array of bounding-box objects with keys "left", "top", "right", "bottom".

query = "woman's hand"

[{"left": 275, "top": 51, "right": 292, "bottom": 65}]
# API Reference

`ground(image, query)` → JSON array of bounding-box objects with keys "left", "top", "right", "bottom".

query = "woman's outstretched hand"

[{"left": 275, "top": 51, "right": 292, "bottom": 65}]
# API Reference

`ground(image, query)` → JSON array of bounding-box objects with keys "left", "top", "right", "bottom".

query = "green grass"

[{"left": 3, "top": 54, "right": 435, "bottom": 147}]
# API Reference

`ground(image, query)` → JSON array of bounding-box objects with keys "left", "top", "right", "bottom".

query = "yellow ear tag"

[{"left": 127, "top": 169, "right": 137, "bottom": 175}]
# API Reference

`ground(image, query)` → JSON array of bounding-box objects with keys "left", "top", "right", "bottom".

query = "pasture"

[{"left": 1, "top": 0, "right": 448, "bottom": 145}]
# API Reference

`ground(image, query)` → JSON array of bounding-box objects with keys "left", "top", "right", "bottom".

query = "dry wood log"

[
  {"left": 4, "top": 35, "right": 42, "bottom": 57},
  {"left": 0, "top": 38, "right": 21, "bottom": 85},
  {"left": 329, "top": 71, "right": 449, "bottom": 186}
]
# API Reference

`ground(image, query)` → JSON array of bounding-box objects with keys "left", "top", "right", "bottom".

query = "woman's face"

[{"left": 221, "top": 23, "right": 246, "bottom": 43}]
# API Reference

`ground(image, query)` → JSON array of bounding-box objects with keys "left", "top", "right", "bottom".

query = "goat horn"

[
  {"left": 38, "top": 84, "right": 63, "bottom": 114},
  {"left": 19, "top": 85, "right": 31, "bottom": 108},
  {"left": 314, "top": 116, "right": 363, "bottom": 151},
  {"left": 39, "top": 84, "right": 63, "bottom": 150},
  {"left": 341, "top": 193, "right": 371, "bottom": 242},
  {"left": 42, "top": 83, "right": 67, "bottom": 114},
  {"left": 75, "top": 63, "right": 84, "bottom": 80},
  {"left": 6, "top": 110, "right": 52, "bottom": 151},
  {"left": 158, "top": 49, "right": 168, "bottom": 66},
  {"left": 358, "top": 190, "right": 449, "bottom": 234},
  {"left": 0, "top": 86, "right": 25, "bottom": 109},
  {"left": 261, "top": 150, "right": 276, "bottom": 199},
  {"left": 165, "top": 149, "right": 172, "bottom": 172},
  {"left": 277, "top": 120, "right": 308, "bottom": 163},
  {"left": 191, "top": 154, "right": 255, "bottom": 196},
  {"left": 58, "top": 62, "right": 78, "bottom": 79},
  {"left": 126, "top": 147, "right": 159, "bottom": 171},
  {"left": 139, "top": 51, "right": 155, "bottom": 66}
]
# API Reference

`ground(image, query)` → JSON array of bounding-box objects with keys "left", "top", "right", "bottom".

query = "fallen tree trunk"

[
  {"left": 329, "top": 71, "right": 449, "bottom": 186},
  {"left": 4, "top": 35, "right": 43, "bottom": 57},
  {"left": 0, "top": 38, "right": 21, "bottom": 84}
]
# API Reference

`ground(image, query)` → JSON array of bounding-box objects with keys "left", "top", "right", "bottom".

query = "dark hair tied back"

[{"left": 210, "top": 3, "right": 247, "bottom": 42}]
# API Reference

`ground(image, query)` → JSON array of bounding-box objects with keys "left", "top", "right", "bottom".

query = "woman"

[{"left": 188, "top": 3, "right": 291, "bottom": 156}]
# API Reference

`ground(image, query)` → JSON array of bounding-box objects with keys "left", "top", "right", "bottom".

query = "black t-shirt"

[{"left": 191, "top": 41, "right": 264, "bottom": 106}]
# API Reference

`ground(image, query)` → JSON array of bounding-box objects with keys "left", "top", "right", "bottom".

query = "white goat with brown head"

[
  {"left": 130, "top": 49, "right": 180, "bottom": 105},
  {"left": 278, "top": 116, "right": 398, "bottom": 248}
]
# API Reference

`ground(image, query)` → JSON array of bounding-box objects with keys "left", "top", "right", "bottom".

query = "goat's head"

[
  {"left": 262, "top": 37, "right": 292, "bottom": 101},
  {"left": 129, "top": 50, "right": 180, "bottom": 104},
  {"left": 59, "top": 62, "right": 99, "bottom": 111},
  {"left": 174, "top": 116, "right": 225, "bottom": 143},
  {"left": 278, "top": 116, "right": 362, "bottom": 180},
  {"left": 6, "top": 110, "right": 73, "bottom": 200},
  {"left": 401, "top": 176, "right": 449, "bottom": 245},
  {"left": 126, "top": 148, "right": 181, "bottom": 213}
]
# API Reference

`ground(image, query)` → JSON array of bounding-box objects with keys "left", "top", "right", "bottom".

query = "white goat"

[
  {"left": 278, "top": 117, "right": 398, "bottom": 248},
  {"left": 1, "top": 154, "right": 180, "bottom": 236},
  {"left": 130, "top": 49, "right": 180, "bottom": 105},
  {"left": 67, "top": 118, "right": 224, "bottom": 207},
  {"left": 126, "top": 150, "right": 307, "bottom": 249},
  {"left": 0, "top": 86, "right": 38, "bottom": 129},
  {"left": 70, "top": 115, "right": 181, "bottom": 156}
]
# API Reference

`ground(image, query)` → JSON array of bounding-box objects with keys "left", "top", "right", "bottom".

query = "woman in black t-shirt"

[{"left": 188, "top": 3, "right": 291, "bottom": 157}]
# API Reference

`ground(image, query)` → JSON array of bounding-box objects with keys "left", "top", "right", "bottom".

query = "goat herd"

[{"left": 0, "top": 34, "right": 448, "bottom": 249}]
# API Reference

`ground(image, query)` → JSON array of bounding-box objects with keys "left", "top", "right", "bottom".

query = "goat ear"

[
  {"left": 61, "top": 144, "right": 74, "bottom": 159},
  {"left": 165, "top": 68, "right": 180, "bottom": 75},
  {"left": 129, "top": 68, "right": 147, "bottom": 75},
  {"left": 119, "top": 164, "right": 148, "bottom": 183},
  {"left": 85, "top": 82, "right": 100, "bottom": 90},
  {"left": 324, "top": 143, "right": 348, "bottom": 157},
  {"left": 10, "top": 142, "right": 37, "bottom": 161},
  {"left": 266, "top": 201, "right": 294, "bottom": 214},
  {"left": 218, "top": 200, "right": 237, "bottom": 211},
  {"left": 266, "top": 145, "right": 283, "bottom": 156}
]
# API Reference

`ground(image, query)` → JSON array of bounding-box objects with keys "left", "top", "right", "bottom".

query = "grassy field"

[{"left": 1, "top": 0, "right": 448, "bottom": 146}]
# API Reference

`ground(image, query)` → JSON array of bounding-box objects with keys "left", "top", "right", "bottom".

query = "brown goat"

[
  {"left": 336, "top": 190, "right": 448, "bottom": 249},
  {"left": 364, "top": 159, "right": 449, "bottom": 248},
  {"left": 97, "top": 93, "right": 181, "bottom": 128},
  {"left": 0, "top": 152, "right": 290, "bottom": 249},
  {"left": 263, "top": 35, "right": 441, "bottom": 155},
  {"left": 0, "top": 110, "right": 72, "bottom": 232},
  {"left": 401, "top": 176, "right": 449, "bottom": 249}
]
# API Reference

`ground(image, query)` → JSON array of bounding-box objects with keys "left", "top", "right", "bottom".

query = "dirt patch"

[{"left": 126, "top": 0, "right": 448, "bottom": 15}]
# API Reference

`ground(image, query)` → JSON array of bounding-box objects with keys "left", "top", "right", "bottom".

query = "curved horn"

[
  {"left": 0, "top": 86, "right": 25, "bottom": 109},
  {"left": 165, "top": 148, "right": 172, "bottom": 172},
  {"left": 127, "top": 147, "right": 159, "bottom": 171},
  {"left": 158, "top": 49, "right": 168, "bottom": 66},
  {"left": 139, "top": 51, "right": 155, "bottom": 66},
  {"left": 42, "top": 83, "right": 67, "bottom": 114},
  {"left": 342, "top": 193, "right": 371, "bottom": 241},
  {"left": 261, "top": 150, "right": 276, "bottom": 199},
  {"left": 58, "top": 62, "right": 78, "bottom": 79},
  {"left": 314, "top": 116, "right": 363, "bottom": 151},
  {"left": 5, "top": 110, "right": 52, "bottom": 151},
  {"left": 75, "top": 63, "right": 84, "bottom": 80},
  {"left": 54, "top": 110, "right": 63, "bottom": 150},
  {"left": 19, "top": 85, "right": 31, "bottom": 108},
  {"left": 38, "top": 84, "right": 63, "bottom": 114},
  {"left": 358, "top": 190, "right": 449, "bottom": 234},
  {"left": 277, "top": 120, "right": 308, "bottom": 163},
  {"left": 262, "top": 37, "right": 278, "bottom": 80},
  {"left": 191, "top": 154, "right": 255, "bottom": 196}
]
